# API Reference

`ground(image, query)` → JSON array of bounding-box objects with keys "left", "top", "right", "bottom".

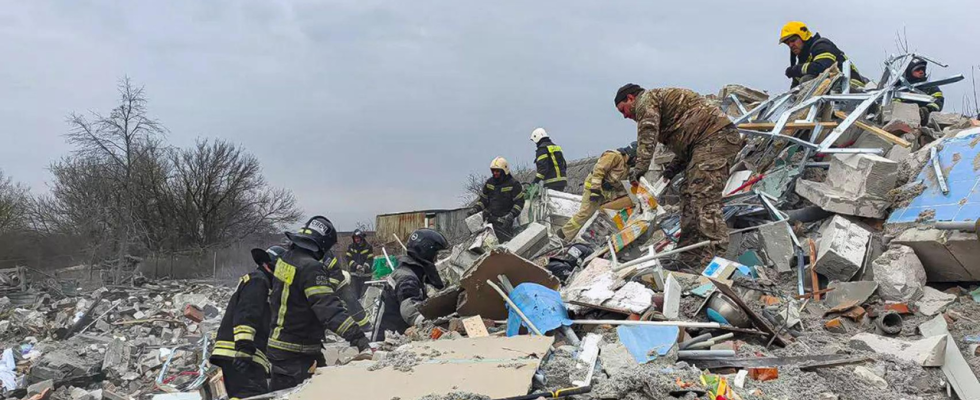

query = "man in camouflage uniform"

[
  {"left": 614, "top": 84, "right": 743, "bottom": 267},
  {"left": 559, "top": 143, "right": 635, "bottom": 240}
]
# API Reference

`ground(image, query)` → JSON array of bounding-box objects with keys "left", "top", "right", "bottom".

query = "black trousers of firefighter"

[
  {"left": 269, "top": 353, "right": 326, "bottom": 391},
  {"left": 211, "top": 359, "right": 269, "bottom": 399}
]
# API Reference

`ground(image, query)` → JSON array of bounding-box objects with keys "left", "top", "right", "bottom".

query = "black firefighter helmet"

[
  {"left": 406, "top": 228, "right": 449, "bottom": 289},
  {"left": 285, "top": 216, "right": 338, "bottom": 255}
]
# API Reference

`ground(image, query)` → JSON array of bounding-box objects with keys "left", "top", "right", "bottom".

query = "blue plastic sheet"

[
  {"left": 888, "top": 132, "right": 980, "bottom": 224},
  {"left": 616, "top": 325, "right": 680, "bottom": 364},
  {"left": 505, "top": 283, "right": 572, "bottom": 336}
]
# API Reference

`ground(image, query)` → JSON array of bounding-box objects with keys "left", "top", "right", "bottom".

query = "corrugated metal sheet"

[{"left": 376, "top": 212, "right": 426, "bottom": 246}]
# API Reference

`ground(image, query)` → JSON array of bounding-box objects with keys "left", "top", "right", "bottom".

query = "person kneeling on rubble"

[
  {"left": 778, "top": 21, "right": 867, "bottom": 89},
  {"left": 371, "top": 228, "right": 448, "bottom": 341},
  {"left": 210, "top": 245, "right": 285, "bottom": 399},
  {"left": 899, "top": 57, "right": 945, "bottom": 125},
  {"left": 467, "top": 157, "right": 525, "bottom": 241},
  {"left": 614, "top": 84, "right": 744, "bottom": 269},
  {"left": 267, "top": 216, "right": 371, "bottom": 391},
  {"left": 559, "top": 143, "right": 636, "bottom": 240}
]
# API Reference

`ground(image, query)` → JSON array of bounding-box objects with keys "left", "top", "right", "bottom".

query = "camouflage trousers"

[{"left": 676, "top": 127, "right": 742, "bottom": 267}]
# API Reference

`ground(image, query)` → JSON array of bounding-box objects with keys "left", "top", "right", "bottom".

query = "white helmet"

[
  {"left": 490, "top": 157, "right": 511, "bottom": 175},
  {"left": 530, "top": 128, "right": 549, "bottom": 143}
]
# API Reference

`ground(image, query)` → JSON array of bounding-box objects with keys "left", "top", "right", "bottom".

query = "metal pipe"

[
  {"left": 686, "top": 333, "right": 735, "bottom": 350},
  {"left": 935, "top": 221, "right": 977, "bottom": 232},
  {"left": 677, "top": 350, "right": 736, "bottom": 359},
  {"left": 678, "top": 333, "right": 713, "bottom": 350},
  {"left": 911, "top": 75, "right": 964, "bottom": 88},
  {"left": 571, "top": 320, "right": 722, "bottom": 329},
  {"left": 486, "top": 279, "right": 543, "bottom": 336},
  {"left": 930, "top": 147, "right": 949, "bottom": 195},
  {"left": 611, "top": 240, "right": 712, "bottom": 272}
]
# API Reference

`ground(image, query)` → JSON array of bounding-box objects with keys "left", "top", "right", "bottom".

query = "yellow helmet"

[
  {"left": 778, "top": 21, "right": 811, "bottom": 44},
  {"left": 490, "top": 157, "right": 511, "bottom": 175}
]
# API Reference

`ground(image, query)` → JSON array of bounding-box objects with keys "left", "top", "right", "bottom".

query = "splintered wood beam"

[{"left": 834, "top": 110, "right": 912, "bottom": 148}]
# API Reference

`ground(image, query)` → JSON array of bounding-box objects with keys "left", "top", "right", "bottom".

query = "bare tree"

[
  {"left": 0, "top": 170, "right": 29, "bottom": 234},
  {"left": 354, "top": 221, "right": 374, "bottom": 232},
  {"left": 64, "top": 77, "right": 166, "bottom": 281},
  {"left": 169, "top": 139, "right": 301, "bottom": 250}
]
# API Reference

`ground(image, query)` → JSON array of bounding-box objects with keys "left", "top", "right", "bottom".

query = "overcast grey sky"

[{"left": 2, "top": 1, "right": 978, "bottom": 229}]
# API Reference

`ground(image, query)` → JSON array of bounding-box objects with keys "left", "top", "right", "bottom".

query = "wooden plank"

[
  {"left": 461, "top": 315, "right": 490, "bottom": 337},
  {"left": 737, "top": 122, "right": 838, "bottom": 131},
  {"left": 834, "top": 110, "right": 912, "bottom": 148}
]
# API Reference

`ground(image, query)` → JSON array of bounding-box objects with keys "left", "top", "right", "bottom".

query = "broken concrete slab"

[
  {"left": 102, "top": 338, "right": 131, "bottom": 377},
  {"left": 882, "top": 102, "right": 922, "bottom": 134},
  {"left": 853, "top": 366, "right": 888, "bottom": 389},
  {"left": 28, "top": 380, "right": 54, "bottom": 396},
  {"left": 849, "top": 333, "right": 946, "bottom": 366},
  {"left": 871, "top": 245, "right": 926, "bottom": 302},
  {"left": 663, "top": 274, "right": 681, "bottom": 320},
  {"left": 796, "top": 154, "right": 898, "bottom": 218},
  {"left": 915, "top": 286, "right": 957, "bottom": 316},
  {"left": 814, "top": 216, "right": 871, "bottom": 282},
  {"left": 929, "top": 112, "right": 969, "bottom": 128},
  {"left": 465, "top": 212, "right": 484, "bottom": 234},
  {"left": 893, "top": 228, "right": 978, "bottom": 282},
  {"left": 823, "top": 281, "right": 878, "bottom": 314},
  {"left": 457, "top": 250, "right": 559, "bottom": 320},
  {"left": 502, "top": 222, "right": 549, "bottom": 259},
  {"left": 291, "top": 335, "right": 555, "bottom": 400},
  {"left": 757, "top": 220, "right": 794, "bottom": 272},
  {"left": 919, "top": 315, "right": 980, "bottom": 400}
]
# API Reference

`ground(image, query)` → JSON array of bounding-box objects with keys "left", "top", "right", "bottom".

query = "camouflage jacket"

[{"left": 632, "top": 88, "right": 733, "bottom": 174}]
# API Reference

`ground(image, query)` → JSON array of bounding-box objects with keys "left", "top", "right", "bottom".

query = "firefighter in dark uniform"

[
  {"left": 530, "top": 128, "right": 568, "bottom": 191},
  {"left": 345, "top": 229, "right": 375, "bottom": 300},
  {"left": 321, "top": 249, "right": 372, "bottom": 333},
  {"left": 468, "top": 157, "right": 525, "bottom": 241},
  {"left": 370, "top": 228, "right": 448, "bottom": 342},
  {"left": 209, "top": 245, "right": 285, "bottom": 399},
  {"left": 267, "top": 216, "right": 371, "bottom": 391},
  {"left": 900, "top": 57, "right": 945, "bottom": 124},
  {"left": 778, "top": 21, "right": 867, "bottom": 89}
]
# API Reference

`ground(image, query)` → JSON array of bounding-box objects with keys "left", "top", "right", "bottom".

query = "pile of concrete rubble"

[
  {"left": 0, "top": 278, "right": 233, "bottom": 400},
  {"left": 6, "top": 52, "right": 980, "bottom": 400}
]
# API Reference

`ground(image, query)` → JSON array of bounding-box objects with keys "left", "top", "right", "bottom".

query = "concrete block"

[
  {"left": 814, "top": 216, "right": 871, "bottom": 282},
  {"left": 882, "top": 102, "right": 921, "bottom": 134},
  {"left": 871, "top": 245, "right": 926, "bottom": 302},
  {"left": 465, "top": 212, "right": 484, "bottom": 234},
  {"left": 796, "top": 154, "right": 898, "bottom": 218},
  {"left": 929, "top": 112, "right": 969, "bottom": 128},
  {"left": 502, "top": 222, "right": 549, "bottom": 258},
  {"left": 916, "top": 286, "right": 957, "bottom": 316},
  {"left": 893, "top": 228, "right": 980, "bottom": 282},
  {"left": 757, "top": 220, "right": 794, "bottom": 272},
  {"left": 885, "top": 144, "right": 911, "bottom": 164},
  {"left": 28, "top": 380, "right": 54, "bottom": 396},
  {"left": 826, "top": 154, "right": 898, "bottom": 198}
]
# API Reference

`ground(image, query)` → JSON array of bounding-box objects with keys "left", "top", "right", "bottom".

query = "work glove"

[
  {"left": 233, "top": 341, "right": 256, "bottom": 373},
  {"left": 588, "top": 188, "right": 603, "bottom": 202},
  {"left": 467, "top": 205, "right": 481, "bottom": 216},
  {"left": 498, "top": 212, "right": 515, "bottom": 226},
  {"left": 353, "top": 336, "right": 370, "bottom": 352},
  {"left": 784, "top": 66, "right": 795, "bottom": 78}
]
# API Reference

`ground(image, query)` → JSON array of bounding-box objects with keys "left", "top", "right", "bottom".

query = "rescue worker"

[
  {"left": 371, "top": 228, "right": 448, "bottom": 341},
  {"left": 530, "top": 128, "right": 568, "bottom": 191},
  {"left": 900, "top": 57, "right": 944, "bottom": 124},
  {"left": 345, "top": 229, "right": 375, "bottom": 300},
  {"left": 545, "top": 243, "right": 594, "bottom": 284},
  {"left": 468, "top": 157, "right": 525, "bottom": 241},
  {"left": 267, "top": 216, "right": 371, "bottom": 391},
  {"left": 209, "top": 245, "right": 284, "bottom": 399},
  {"left": 321, "top": 248, "right": 372, "bottom": 333},
  {"left": 778, "top": 21, "right": 867, "bottom": 88},
  {"left": 614, "top": 84, "right": 743, "bottom": 268},
  {"left": 559, "top": 143, "right": 636, "bottom": 240}
]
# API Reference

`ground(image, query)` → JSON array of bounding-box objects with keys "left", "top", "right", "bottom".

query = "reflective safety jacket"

[
  {"left": 345, "top": 241, "right": 375, "bottom": 276},
  {"left": 786, "top": 33, "right": 866, "bottom": 88},
  {"left": 322, "top": 252, "right": 371, "bottom": 329},
  {"left": 374, "top": 256, "right": 427, "bottom": 341},
  {"left": 268, "top": 247, "right": 368, "bottom": 357},
  {"left": 210, "top": 270, "right": 272, "bottom": 373},
  {"left": 474, "top": 175, "right": 525, "bottom": 219},
  {"left": 533, "top": 138, "right": 567, "bottom": 189}
]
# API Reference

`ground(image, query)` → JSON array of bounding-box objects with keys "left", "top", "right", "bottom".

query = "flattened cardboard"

[{"left": 457, "top": 250, "right": 559, "bottom": 320}]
